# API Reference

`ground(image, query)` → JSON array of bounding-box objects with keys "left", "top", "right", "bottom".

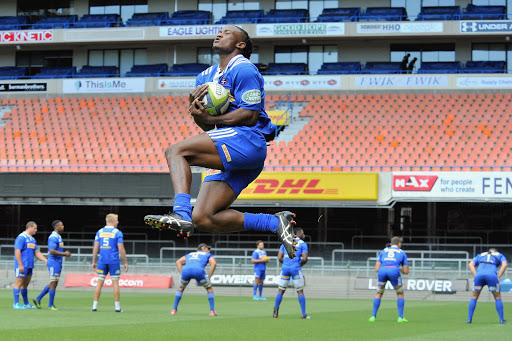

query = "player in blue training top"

[
  {"left": 171, "top": 243, "right": 218, "bottom": 316},
  {"left": 252, "top": 240, "right": 269, "bottom": 300},
  {"left": 369, "top": 236, "right": 409, "bottom": 323},
  {"left": 91, "top": 213, "right": 129, "bottom": 312},
  {"left": 144, "top": 25, "right": 297, "bottom": 259},
  {"left": 273, "top": 228, "right": 310, "bottom": 319},
  {"left": 33, "top": 220, "right": 72, "bottom": 310},
  {"left": 467, "top": 248, "right": 508, "bottom": 324},
  {"left": 13, "top": 221, "right": 47, "bottom": 309}
]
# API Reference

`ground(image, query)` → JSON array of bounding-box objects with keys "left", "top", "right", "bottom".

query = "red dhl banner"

[
  {"left": 234, "top": 173, "right": 378, "bottom": 200},
  {"left": 64, "top": 274, "right": 173, "bottom": 289}
]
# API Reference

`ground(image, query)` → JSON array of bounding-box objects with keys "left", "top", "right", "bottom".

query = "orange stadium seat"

[{"left": 0, "top": 93, "right": 510, "bottom": 172}]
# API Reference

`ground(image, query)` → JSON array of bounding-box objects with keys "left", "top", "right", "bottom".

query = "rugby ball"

[{"left": 202, "top": 82, "right": 229, "bottom": 116}]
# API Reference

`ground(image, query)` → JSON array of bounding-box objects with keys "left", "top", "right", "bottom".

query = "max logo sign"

[
  {"left": 393, "top": 175, "right": 438, "bottom": 191},
  {"left": 245, "top": 179, "right": 336, "bottom": 195}
]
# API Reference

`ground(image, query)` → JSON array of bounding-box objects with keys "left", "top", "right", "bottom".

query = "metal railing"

[
  {"left": 332, "top": 249, "right": 470, "bottom": 266},
  {"left": 351, "top": 235, "right": 484, "bottom": 249},
  {"left": 366, "top": 257, "right": 472, "bottom": 277}
]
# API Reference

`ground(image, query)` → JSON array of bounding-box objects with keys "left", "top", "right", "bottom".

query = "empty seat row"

[{"left": 0, "top": 93, "right": 511, "bottom": 173}]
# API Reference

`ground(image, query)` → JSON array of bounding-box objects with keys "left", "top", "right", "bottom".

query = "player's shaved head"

[
  {"left": 390, "top": 236, "right": 402, "bottom": 245},
  {"left": 489, "top": 247, "right": 498, "bottom": 252}
]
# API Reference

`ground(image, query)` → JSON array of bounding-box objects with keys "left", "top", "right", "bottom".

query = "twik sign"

[
  {"left": 393, "top": 175, "right": 438, "bottom": 192},
  {"left": 250, "top": 179, "right": 332, "bottom": 195}
]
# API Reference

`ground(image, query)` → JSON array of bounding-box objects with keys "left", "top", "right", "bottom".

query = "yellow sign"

[
  {"left": 267, "top": 110, "right": 290, "bottom": 126},
  {"left": 237, "top": 173, "right": 378, "bottom": 200},
  {"left": 27, "top": 243, "right": 36, "bottom": 249},
  {"left": 100, "top": 232, "right": 115, "bottom": 238}
]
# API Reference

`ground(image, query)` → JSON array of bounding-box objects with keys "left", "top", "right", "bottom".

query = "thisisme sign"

[
  {"left": 63, "top": 78, "right": 145, "bottom": 93},
  {"left": 392, "top": 172, "right": 512, "bottom": 200},
  {"left": 356, "top": 278, "right": 468, "bottom": 292}
]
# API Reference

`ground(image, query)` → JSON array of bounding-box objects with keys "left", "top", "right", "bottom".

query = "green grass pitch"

[{"left": 0, "top": 290, "right": 509, "bottom": 340}]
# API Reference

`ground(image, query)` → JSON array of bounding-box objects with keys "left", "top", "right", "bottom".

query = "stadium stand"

[
  {"left": 416, "top": 6, "right": 460, "bottom": 21},
  {"left": 317, "top": 62, "right": 361, "bottom": 74},
  {"left": 217, "top": 10, "right": 264, "bottom": 24},
  {"left": 417, "top": 62, "right": 462, "bottom": 74},
  {"left": 125, "top": 64, "right": 168, "bottom": 77},
  {"left": 0, "top": 67, "right": 27, "bottom": 80},
  {"left": 360, "top": 7, "right": 407, "bottom": 21},
  {"left": 166, "top": 10, "right": 211, "bottom": 25},
  {"left": 1, "top": 93, "right": 510, "bottom": 172},
  {"left": 363, "top": 62, "right": 402, "bottom": 74},
  {"left": 166, "top": 63, "right": 209, "bottom": 76},
  {"left": 32, "top": 67, "right": 77, "bottom": 79},
  {"left": 315, "top": 8, "right": 361, "bottom": 22},
  {"left": 260, "top": 63, "right": 308, "bottom": 75},
  {"left": 33, "top": 15, "right": 78, "bottom": 29},
  {"left": 73, "top": 14, "right": 123, "bottom": 28},
  {"left": 463, "top": 61, "right": 506, "bottom": 74},
  {"left": 259, "top": 9, "right": 309, "bottom": 23},
  {"left": 460, "top": 4, "right": 507, "bottom": 20},
  {"left": 0, "top": 16, "right": 28, "bottom": 30},
  {"left": 126, "top": 12, "right": 169, "bottom": 26},
  {"left": 77, "top": 65, "right": 118, "bottom": 77}
]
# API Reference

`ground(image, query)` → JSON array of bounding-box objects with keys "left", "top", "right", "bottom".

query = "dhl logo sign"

[{"left": 232, "top": 173, "right": 378, "bottom": 200}]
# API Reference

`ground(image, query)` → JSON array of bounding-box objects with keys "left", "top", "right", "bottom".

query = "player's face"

[
  {"left": 212, "top": 26, "right": 244, "bottom": 55},
  {"left": 296, "top": 231, "right": 305, "bottom": 239},
  {"left": 257, "top": 242, "right": 264, "bottom": 250},
  {"left": 55, "top": 222, "right": 64, "bottom": 233},
  {"left": 27, "top": 224, "right": 37, "bottom": 236}
]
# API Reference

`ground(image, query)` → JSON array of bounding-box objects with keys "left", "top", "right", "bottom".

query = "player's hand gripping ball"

[
  {"left": 202, "top": 82, "right": 229, "bottom": 116},
  {"left": 261, "top": 255, "right": 270, "bottom": 263}
]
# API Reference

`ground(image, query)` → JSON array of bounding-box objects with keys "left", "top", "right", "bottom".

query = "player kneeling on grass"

[
  {"left": 467, "top": 248, "right": 508, "bottom": 324},
  {"left": 172, "top": 243, "right": 217, "bottom": 316},
  {"left": 369, "top": 236, "right": 409, "bottom": 323},
  {"left": 33, "top": 220, "right": 72, "bottom": 310}
]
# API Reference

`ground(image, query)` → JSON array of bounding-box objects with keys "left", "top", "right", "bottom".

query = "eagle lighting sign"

[{"left": 227, "top": 173, "right": 378, "bottom": 200}]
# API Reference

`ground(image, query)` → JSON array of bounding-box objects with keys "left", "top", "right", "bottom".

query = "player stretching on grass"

[
  {"left": 466, "top": 248, "right": 508, "bottom": 324},
  {"left": 369, "top": 236, "right": 409, "bottom": 323},
  {"left": 273, "top": 228, "right": 310, "bottom": 319},
  {"left": 33, "top": 220, "right": 72, "bottom": 310},
  {"left": 143, "top": 25, "right": 297, "bottom": 258},
  {"left": 172, "top": 243, "right": 217, "bottom": 316}
]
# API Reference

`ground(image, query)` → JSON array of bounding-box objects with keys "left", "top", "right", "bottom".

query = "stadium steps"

[{"left": 0, "top": 93, "right": 510, "bottom": 172}]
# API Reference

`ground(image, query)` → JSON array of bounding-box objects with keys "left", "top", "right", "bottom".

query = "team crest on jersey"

[{"left": 220, "top": 78, "right": 227, "bottom": 85}]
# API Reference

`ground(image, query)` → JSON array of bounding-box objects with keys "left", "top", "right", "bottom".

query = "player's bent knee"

[
  {"left": 395, "top": 287, "right": 404, "bottom": 295},
  {"left": 376, "top": 287, "right": 385, "bottom": 294},
  {"left": 203, "top": 281, "right": 213, "bottom": 289},
  {"left": 50, "top": 276, "right": 59, "bottom": 282}
]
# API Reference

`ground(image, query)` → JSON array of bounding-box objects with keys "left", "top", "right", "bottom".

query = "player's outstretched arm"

[
  {"left": 498, "top": 261, "right": 508, "bottom": 279},
  {"left": 118, "top": 243, "right": 129, "bottom": 273},
  {"left": 176, "top": 256, "right": 186, "bottom": 274},
  {"left": 208, "top": 257, "right": 217, "bottom": 278},
  {"left": 91, "top": 241, "right": 99, "bottom": 271},
  {"left": 468, "top": 261, "right": 477, "bottom": 276},
  {"left": 35, "top": 249, "right": 47, "bottom": 264}
]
